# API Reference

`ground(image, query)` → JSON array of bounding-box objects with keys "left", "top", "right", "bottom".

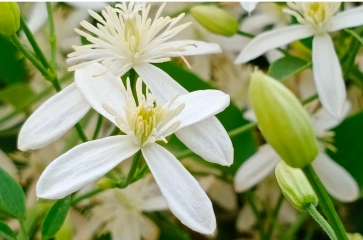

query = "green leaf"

[
  {"left": 0, "top": 166, "right": 26, "bottom": 219},
  {"left": 0, "top": 220, "right": 16, "bottom": 240},
  {"left": 0, "top": 35, "right": 28, "bottom": 86},
  {"left": 155, "top": 62, "right": 257, "bottom": 174},
  {"left": 268, "top": 55, "right": 311, "bottom": 82},
  {"left": 344, "top": 29, "right": 363, "bottom": 45},
  {"left": 0, "top": 83, "right": 36, "bottom": 110},
  {"left": 327, "top": 111, "right": 363, "bottom": 194},
  {"left": 42, "top": 196, "right": 71, "bottom": 240}
]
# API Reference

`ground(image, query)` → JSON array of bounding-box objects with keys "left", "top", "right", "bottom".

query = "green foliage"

[
  {"left": 155, "top": 61, "right": 257, "bottom": 174},
  {"left": 41, "top": 196, "right": 71, "bottom": 240},
  {"left": 268, "top": 55, "right": 311, "bottom": 82},
  {"left": 0, "top": 220, "right": 16, "bottom": 240},
  {"left": 0, "top": 83, "right": 36, "bottom": 110},
  {"left": 0, "top": 167, "right": 26, "bottom": 219}
]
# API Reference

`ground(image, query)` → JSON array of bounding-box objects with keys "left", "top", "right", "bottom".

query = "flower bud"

[
  {"left": 0, "top": 2, "right": 20, "bottom": 36},
  {"left": 275, "top": 161, "right": 318, "bottom": 212},
  {"left": 249, "top": 70, "right": 319, "bottom": 168},
  {"left": 190, "top": 5, "right": 238, "bottom": 37},
  {"left": 97, "top": 178, "right": 117, "bottom": 189},
  {"left": 348, "top": 233, "right": 363, "bottom": 240}
]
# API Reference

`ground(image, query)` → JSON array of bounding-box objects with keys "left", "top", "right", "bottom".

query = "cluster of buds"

[{"left": 0, "top": 2, "right": 20, "bottom": 36}]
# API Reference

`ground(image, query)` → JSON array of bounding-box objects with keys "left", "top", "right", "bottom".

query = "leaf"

[
  {"left": 0, "top": 35, "right": 29, "bottom": 86},
  {"left": 155, "top": 62, "right": 257, "bottom": 174},
  {"left": 0, "top": 220, "right": 16, "bottom": 240},
  {"left": 42, "top": 196, "right": 71, "bottom": 240},
  {"left": 0, "top": 83, "right": 36, "bottom": 110},
  {"left": 0, "top": 167, "right": 26, "bottom": 219},
  {"left": 267, "top": 55, "right": 311, "bottom": 82},
  {"left": 344, "top": 29, "right": 363, "bottom": 45},
  {"left": 327, "top": 111, "right": 363, "bottom": 194}
]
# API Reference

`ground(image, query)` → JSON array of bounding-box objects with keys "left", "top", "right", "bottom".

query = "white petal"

[
  {"left": 37, "top": 136, "right": 140, "bottom": 199},
  {"left": 160, "top": 90, "right": 230, "bottom": 134},
  {"left": 208, "top": 177, "right": 238, "bottom": 212},
  {"left": 312, "top": 152, "right": 359, "bottom": 202},
  {"left": 234, "top": 144, "right": 280, "bottom": 192},
  {"left": 134, "top": 63, "right": 233, "bottom": 166},
  {"left": 330, "top": 6, "right": 363, "bottom": 32},
  {"left": 240, "top": 2, "right": 258, "bottom": 13},
  {"left": 235, "top": 24, "right": 312, "bottom": 64},
  {"left": 141, "top": 144, "right": 216, "bottom": 234},
  {"left": 68, "top": 2, "right": 107, "bottom": 11},
  {"left": 75, "top": 63, "right": 129, "bottom": 124},
  {"left": 25, "top": 2, "right": 48, "bottom": 34},
  {"left": 18, "top": 83, "right": 91, "bottom": 151},
  {"left": 160, "top": 40, "right": 222, "bottom": 57},
  {"left": 312, "top": 34, "right": 346, "bottom": 118},
  {"left": 312, "top": 101, "right": 351, "bottom": 131},
  {"left": 243, "top": 108, "right": 257, "bottom": 123},
  {"left": 142, "top": 195, "right": 168, "bottom": 212},
  {"left": 140, "top": 217, "right": 160, "bottom": 240}
]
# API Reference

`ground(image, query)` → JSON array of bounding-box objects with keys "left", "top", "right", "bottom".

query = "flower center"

[
  {"left": 124, "top": 17, "right": 141, "bottom": 55},
  {"left": 284, "top": 2, "right": 340, "bottom": 34},
  {"left": 316, "top": 130, "right": 337, "bottom": 152}
]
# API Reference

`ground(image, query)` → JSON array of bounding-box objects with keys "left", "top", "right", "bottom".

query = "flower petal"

[
  {"left": 159, "top": 89, "right": 230, "bottom": 135},
  {"left": 312, "top": 34, "right": 346, "bottom": 118},
  {"left": 18, "top": 83, "right": 90, "bottom": 151},
  {"left": 234, "top": 144, "right": 280, "bottom": 192},
  {"left": 312, "top": 152, "right": 359, "bottom": 202},
  {"left": 37, "top": 135, "right": 140, "bottom": 199},
  {"left": 312, "top": 101, "right": 351, "bottom": 131},
  {"left": 159, "top": 40, "right": 221, "bottom": 57},
  {"left": 135, "top": 63, "right": 233, "bottom": 166},
  {"left": 240, "top": 2, "right": 258, "bottom": 13},
  {"left": 141, "top": 216, "right": 160, "bottom": 240},
  {"left": 235, "top": 24, "right": 312, "bottom": 64},
  {"left": 142, "top": 144, "right": 216, "bottom": 234},
  {"left": 142, "top": 195, "right": 168, "bottom": 212},
  {"left": 243, "top": 108, "right": 257, "bottom": 123},
  {"left": 330, "top": 6, "right": 363, "bottom": 32},
  {"left": 75, "top": 63, "right": 129, "bottom": 124},
  {"left": 26, "top": 2, "right": 48, "bottom": 34}
]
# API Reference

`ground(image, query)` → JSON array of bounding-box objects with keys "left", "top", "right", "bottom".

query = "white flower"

[
  {"left": 235, "top": 2, "right": 363, "bottom": 118},
  {"left": 87, "top": 177, "right": 168, "bottom": 240},
  {"left": 240, "top": 2, "right": 258, "bottom": 14},
  {"left": 36, "top": 65, "right": 231, "bottom": 234},
  {"left": 18, "top": 3, "right": 233, "bottom": 167},
  {"left": 234, "top": 102, "right": 360, "bottom": 202}
]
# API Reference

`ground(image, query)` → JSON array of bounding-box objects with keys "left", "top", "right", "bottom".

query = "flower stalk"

[{"left": 302, "top": 165, "right": 348, "bottom": 240}]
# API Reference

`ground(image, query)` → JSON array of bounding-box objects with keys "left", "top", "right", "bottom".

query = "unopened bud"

[
  {"left": 190, "top": 5, "right": 238, "bottom": 37},
  {"left": 97, "top": 178, "right": 117, "bottom": 189},
  {"left": 275, "top": 161, "right": 318, "bottom": 212},
  {"left": 0, "top": 2, "right": 20, "bottom": 36},
  {"left": 348, "top": 233, "right": 363, "bottom": 240},
  {"left": 249, "top": 70, "right": 319, "bottom": 168}
]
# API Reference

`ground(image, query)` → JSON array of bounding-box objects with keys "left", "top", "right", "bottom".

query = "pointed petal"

[
  {"left": 330, "top": 6, "right": 363, "bottom": 32},
  {"left": 312, "top": 152, "right": 359, "bottom": 202},
  {"left": 312, "top": 34, "right": 346, "bottom": 118},
  {"left": 134, "top": 63, "right": 233, "bottom": 166},
  {"left": 75, "top": 63, "right": 129, "bottom": 124},
  {"left": 234, "top": 144, "right": 280, "bottom": 192},
  {"left": 37, "top": 136, "right": 140, "bottom": 199},
  {"left": 159, "top": 40, "right": 221, "bottom": 57},
  {"left": 18, "top": 83, "right": 90, "bottom": 151},
  {"left": 142, "top": 195, "right": 168, "bottom": 212},
  {"left": 142, "top": 144, "right": 216, "bottom": 234},
  {"left": 235, "top": 25, "right": 312, "bottom": 64},
  {"left": 160, "top": 90, "right": 230, "bottom": 134},
  {"left": 240, "top": 2, "right": 258, "bottom": 13},
  {"left": 312, "top": 101, "right": 351, "bottom": 131}
]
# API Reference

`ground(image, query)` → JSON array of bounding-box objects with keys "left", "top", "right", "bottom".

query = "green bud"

[
  {"left": 97, "top": 178, "right": 117, "bottom": 189},
  {"left": 249, "top": 70, "right": 319, "bottom": 168},
  {"left": 348, "top": 233, "right": 363, "bottom": 240},
  {"left": 0, "top": 2, "right": 20, "bottom": 36},
  {"left": 275, "top": 161, "right": 318, "bottom": 212},
  {"left": 190, "top": 5, "right": 238, "bottom": 37}
]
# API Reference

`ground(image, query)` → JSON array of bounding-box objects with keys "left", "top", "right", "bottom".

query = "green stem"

[
  {"left": 46, "top": 2, "right": 57, "bottom": 71},
  {"left": 20, "top": 16, "right": 51, "bottom": 69},
  {"left": 229, "top": 122, "right": 257, "bottom": 138},
  {"left": 302, "top": 165, "right": 348, "bottom": 240},
  {"left": 301, "top": 94, "right": 318, "bottom": 105},
  {"left": 71, "top": 188, "right": 103, "bottom": 205},
  {"left": 304, "top": 204, "right": 337, "bottom": 240},
  {"left": 282, "top": 213, "right": 308, "bottom": 240},
  {"left": 10, "top": 34, "right": 54, "bottom": 80},
  {"left": 118, "top": 151, "right": 142, "bottom": 188},
  {"left": 92, "top": 114, "right": 103, "bottom": 140},
  {"left": 74, "top": 124, "right": 88, "bottom": 142},
  {"left": 18, "top": 219, "right": 29, "bottom": 240},
  {"left": 245, "top": 191, "right": 265, "bottom": 240},
  {"left": 265, "top": 193, "right": 284, "bottom": 239}
]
